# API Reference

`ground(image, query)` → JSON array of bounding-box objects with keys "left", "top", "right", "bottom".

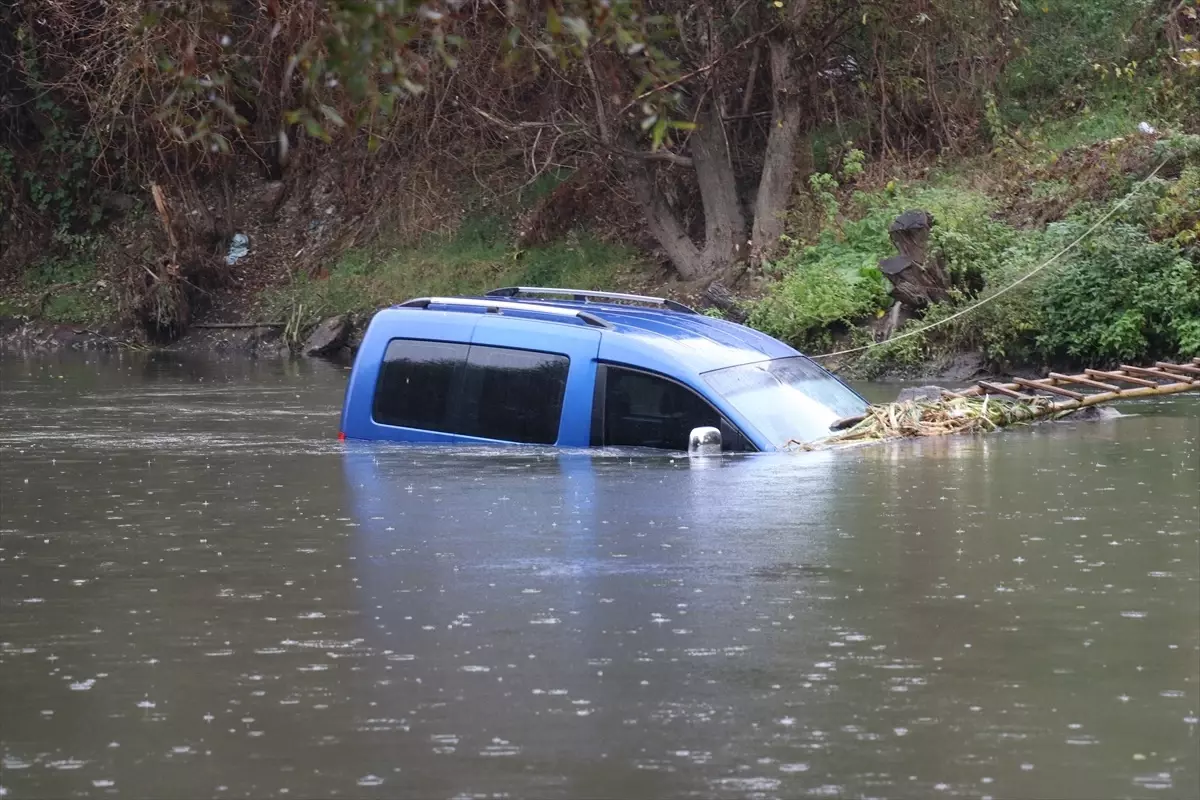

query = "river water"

[{"left": 1, "top": 352, "right": 1197, "bottom": 799}]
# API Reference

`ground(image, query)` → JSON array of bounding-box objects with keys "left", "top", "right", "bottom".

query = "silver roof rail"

[
  {"left": 398, "top": 296, "right": 613, "bottom": 329},
  {"left": 486, "top": 286, "right": 698, "bottom": 314}
]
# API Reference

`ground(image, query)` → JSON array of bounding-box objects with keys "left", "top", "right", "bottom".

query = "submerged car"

[{"left": 338, "top": 287, "right": 869, "bottom": 452}]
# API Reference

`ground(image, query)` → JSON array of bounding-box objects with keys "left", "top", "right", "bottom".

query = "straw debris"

[{"left": 796, "top": 395, "right": 1060, "bottom": 451}]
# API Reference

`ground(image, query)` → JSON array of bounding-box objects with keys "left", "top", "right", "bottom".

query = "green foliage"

[
  {"left": 750, "top": 253, "right": 890, "bottom": 354},
  {"left": 1003, "top": 0, "right": 1160, "bottom": 111},
  {"left": 38, "top": 288, "right": 114, "bottom": 327},
  {"left": 130, "top": 0, "right": 683, "bottom": 155},
  {"left": 19, "top": 97, "right": 104, "bottom": 229},
  {"left": 1036, "top": 222, "right": 1200, "bottom": 361},
  {"left": 804, "top": 143, "right": 869, "bottom": 229},
  {"left": 808, "top": 172, "right": 840, "bottom": 227},
  {"left": 2, "top": 251, "right": 114, "bottom": 326},
  {"left": 1152, "top": 165, "right": 1200, "bottom": 246},
  {"left": 1109, "top": 136, "right": 1200, "bottom": 246},
  {"left": 23, "top": 252, "right": 96, "bottom": 288},
  {"left": 755, "top": 183, "right": 1017, "bottom": 356},
  {"left": 846, "top": 190, "right": 1200, "bottom": 376}
]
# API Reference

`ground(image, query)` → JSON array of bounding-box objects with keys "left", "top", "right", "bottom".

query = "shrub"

[
  {"left": 1002, "top": 0, "right": 1161, "bottom": 113},
  {"left": 1035, "top": 222, "right": 1200, "bottom": 362},
  {"left": 749, "top": 256, "right": 890, "bottom": 353}
]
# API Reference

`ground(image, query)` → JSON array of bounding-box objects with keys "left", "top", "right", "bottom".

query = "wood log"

[
  {"left": 1050, "top": 372, "right": 1120, "bottom": 392},
  {"left": 977, "top": 381, "right": 1036, "bottom": 400},
  {"left": 191, "top": 322, "right": 285, "bottom": 329},
  {"left": 703, "top": 281, "right": 748, "bottom": 323},
  {"left": 1120, "top": 364, "right": 1183, "bottom": 382},
  {"left": 878, "top": 210, "right": 951, "bottom": 309},
  {"left": 1156, "top": 361, "right": 1200, "bottom": 377}
]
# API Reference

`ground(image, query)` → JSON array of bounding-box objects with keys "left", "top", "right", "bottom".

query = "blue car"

[{"left": 338, "top": 287, "right": 869, "bottom": 452}]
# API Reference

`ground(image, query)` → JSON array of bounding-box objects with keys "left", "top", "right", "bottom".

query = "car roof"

[{"left": 390, "top": 288, "right": 800, "bottom": 374}]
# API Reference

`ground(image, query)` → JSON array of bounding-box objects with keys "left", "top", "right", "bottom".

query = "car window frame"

[{"left": 590, "top": 362, "right": 756, "bottom": 452}]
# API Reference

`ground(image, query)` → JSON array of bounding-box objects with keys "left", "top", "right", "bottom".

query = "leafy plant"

[
  {"left": 749, "top": 258, "right": 890, "bottom": 353},
  {"left": 1036, "top": 222, "right": 1200, "bottom": 362}
]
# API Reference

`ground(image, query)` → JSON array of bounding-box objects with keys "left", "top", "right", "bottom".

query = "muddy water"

[{"left": 1, "top": 352, "right": 1197, "bottom": 799}]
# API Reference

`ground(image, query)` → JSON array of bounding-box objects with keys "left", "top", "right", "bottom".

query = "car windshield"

[{"left": 702, "top": 356, "right": 868, "bottom": 447}]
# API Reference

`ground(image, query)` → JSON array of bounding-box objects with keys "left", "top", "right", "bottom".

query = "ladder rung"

[
  {"left": 1156, "top": 362, "right": 1200, "bottom": 378},
  {"left": 1085, "top": 369, "right": 1158, "bottom": 388},
  {"left": 977, "top": 381, "right": 1037, "bottom": 400},
  {"left": 1050, "top": 372, "right": 1120, "bottom": 392},
  {"left": 1011, "top": 376, "right": 1085, "bottom": 400},
  {"left": 1120, "top": 365, "right": 1184, "bottom": 382}
]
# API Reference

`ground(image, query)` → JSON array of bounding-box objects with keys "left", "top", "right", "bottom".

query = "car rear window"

[
  {"left": 373, "top": 339, "right": 569, "bottom": 444},
  {"left": 373, "top": 339, "right": 469, "bottom": 432}
]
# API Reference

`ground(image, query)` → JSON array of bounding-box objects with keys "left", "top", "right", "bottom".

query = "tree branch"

[
  {"left": 598, "top": 142, "right": 693, "bottom": 167},
  {"left": 617, "top": 24, "right": 781, "bottom": 117},
  {"left": 584, "top": 49, "right": 612, "bottom": 145},
  {"left": 738, "top": 42, "right": 762, "bottom": 119}
]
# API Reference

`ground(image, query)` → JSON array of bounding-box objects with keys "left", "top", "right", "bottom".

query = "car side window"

[
  {"left": 373, "top": 339, "right": 469, "bottom": 432},
  {"left": 595, "top": 365, "right": 751, "bottom": 451},
  {"left": 459, "top": 345, "right": 569, "bottom": 444},
  {"left": 373, "top": 339, "right": 569, "bottom": 443}
]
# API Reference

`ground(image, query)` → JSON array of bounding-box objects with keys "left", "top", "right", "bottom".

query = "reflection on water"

[{"left": 1, "top": 352, "right": 1197, "bottom": 799}]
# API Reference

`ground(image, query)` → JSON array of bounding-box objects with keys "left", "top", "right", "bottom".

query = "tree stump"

[{"left": 878, "top": 210, "right": 951, "bottom": 309}]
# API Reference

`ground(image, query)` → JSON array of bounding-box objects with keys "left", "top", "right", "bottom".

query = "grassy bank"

[
  {"left": 255, "top": 217, "right": 648, "bottom": 339},
  {"left": 5, "top": 122, "right": 1197, "bottom": 379},
  {"left": 8, "top": 123, "right": 1196, "bottom": 379}
]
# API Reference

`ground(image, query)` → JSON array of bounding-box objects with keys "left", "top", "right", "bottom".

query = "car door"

[
  {"left": 456, "top": 316, "right": 602, "bottom": 447},
  {"left": 590, "top": 364, "right": 755, "bottom": 452}
]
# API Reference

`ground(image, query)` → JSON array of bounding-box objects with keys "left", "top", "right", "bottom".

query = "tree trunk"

[
  {"left": 690, "top": 105, "right": 747, "bottom": 272},
  {"left": 750, "top": 36, "right": 805, "bottom": 264},
  {"left": 626, "top": 2, "right": 814, "bottom": 283},
  {"left": 629, "top": 170, "right": 705, "bottom": 280},
  {"left": 629, "top": 104, "right": 746, "bottom": 282}
]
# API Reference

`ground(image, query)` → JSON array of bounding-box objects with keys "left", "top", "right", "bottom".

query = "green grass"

[
  {"left": 259, "top": 217, "right": 644, "bottom": 335},
  {"left": 755, "top": 125, "right": 1200, "bottom": 376},
  {"left": 1027, "top": 101, "right": 1159, "bottom": 153},
  {"left": 0, "top": 286, "right": 115, "bottom": 326},
  {"left": 750, "top": 184, "right": 1008, "bottom": 352},
  {"left": 0, "top": 253, "right": 115, "bottom": 326}
]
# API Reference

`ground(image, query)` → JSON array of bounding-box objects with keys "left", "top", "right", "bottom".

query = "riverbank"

[{"left": 4, "top": 118, "right": 1196, "bottom": 380}]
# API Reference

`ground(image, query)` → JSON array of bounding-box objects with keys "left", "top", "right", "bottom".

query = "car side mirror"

[{"left": 688, "top": 426, "right": 722, "bottom": 456}]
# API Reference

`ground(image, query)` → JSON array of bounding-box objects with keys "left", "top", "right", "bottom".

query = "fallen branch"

[{"left": 190, "top": 322, "right": 285, "bottom": 329}]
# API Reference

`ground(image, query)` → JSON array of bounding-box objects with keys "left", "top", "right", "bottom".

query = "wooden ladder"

[{"left": 947, "top": 359, "right": 1200, "bottom": 413}]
